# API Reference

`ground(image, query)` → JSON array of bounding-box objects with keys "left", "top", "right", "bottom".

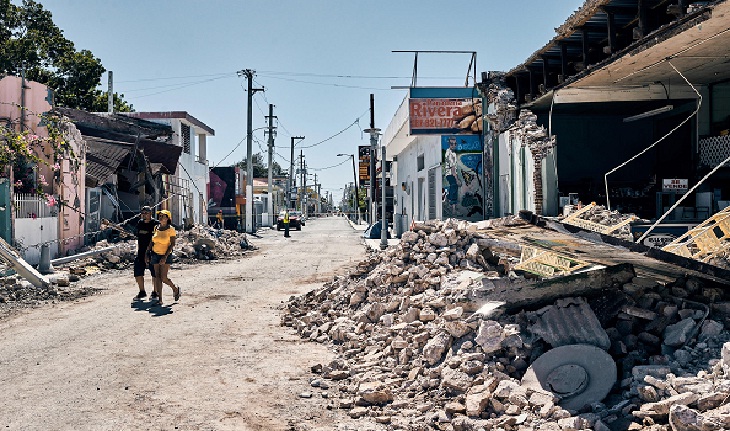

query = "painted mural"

[{"left": 441, "top": 135, "right": 484, "bottom": 221}]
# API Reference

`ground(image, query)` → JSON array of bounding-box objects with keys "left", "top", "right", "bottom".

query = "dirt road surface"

[{"left": 0, "top": 217, "right": 381, "bottom": 431}]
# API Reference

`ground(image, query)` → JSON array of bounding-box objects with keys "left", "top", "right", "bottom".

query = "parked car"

[{"left": 276, "top": 210, "right": 301, "bottom": 230}]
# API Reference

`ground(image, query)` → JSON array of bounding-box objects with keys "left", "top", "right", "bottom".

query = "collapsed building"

[
  {"left": 283, "top": 217, "right": 730, "bottom": 430},
  {"left": 382, "top": 0, "right": 730, "bottom": 253}
]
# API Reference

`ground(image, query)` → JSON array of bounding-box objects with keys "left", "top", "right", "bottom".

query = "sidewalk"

[{"left": 345, "top": 217, "right": 401, "bottom": 250}]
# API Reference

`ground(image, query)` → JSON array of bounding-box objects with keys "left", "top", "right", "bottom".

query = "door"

[{"left": 417, "top": 178, "right": 425, "bottom": 221}]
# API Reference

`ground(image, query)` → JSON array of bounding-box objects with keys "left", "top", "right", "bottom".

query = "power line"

[
  {"left": 133, "top": 75, "right": 231, "bottom": 98},
  {"left": 256, "top": 74, "right": 391, "bottom": 91},
  {"left": 298, "top": 109, "right": 369, "bottom": 149}
]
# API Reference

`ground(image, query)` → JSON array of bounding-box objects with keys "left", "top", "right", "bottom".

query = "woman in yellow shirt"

[{"left": 145, "top": 210, "right": 180, "bottom": 305}]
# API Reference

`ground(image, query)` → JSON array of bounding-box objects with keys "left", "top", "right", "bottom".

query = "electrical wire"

[
  {"left": 116, "top": 72, "right": 235, "bottom": 83},
  {"left": 256, "top": 75, "right": 391, "bottom": 91},
  {"left": 299, "top": 109, "right": 370, "bottom": 149},
  {"left": 604, "top": 61, "right": 702, "bottom": 211},
  {"left": 133, "top": 75, "right": 232, "bottom": 98}
]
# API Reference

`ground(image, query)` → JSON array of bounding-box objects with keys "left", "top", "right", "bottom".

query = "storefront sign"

[
  {"left": 662, "top": 178, "right": 688, "bottom": 193},
  {"left": 358, "top": 145, "right": 370, "bottom": 182},
  {"left": 409, "top": 98, "right": 481, "bottom": 135},
  {"left": 641, "top": 234, "right": 677, "bottom": 248}
]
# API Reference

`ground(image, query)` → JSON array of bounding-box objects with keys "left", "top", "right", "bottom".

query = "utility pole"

[
  {"left": 299, "top": 150, "right": 304, "bottom": 212},
  {"left": 265, "top": 103, "right": 276, "bottom": 227},
  {"left": 303, "top": 157, "right": 308, "bottom": 218},
  {"left": 107, "top": 71, "right": 113, "bottom": 113},
  {"left": 364, "top": 94, "right": 380, "bottom": 225},
  {"left": 238, "top": 69, "right": 264, "bottom": 234},
  {"left": 289, "top": 136, "right": 304, "bottom": 210}
]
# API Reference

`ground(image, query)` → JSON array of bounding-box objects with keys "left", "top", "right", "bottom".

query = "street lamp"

[{"left": 338, "top": 153, "right": 360, "bottom": 225}]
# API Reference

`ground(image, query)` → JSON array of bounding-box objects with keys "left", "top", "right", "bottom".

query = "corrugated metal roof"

[
  {"left": 528, "top": 297, "right": 611, "bottom": 350},
  {"left": 84, "top": 138, "right": 134, "bottom": 187}
]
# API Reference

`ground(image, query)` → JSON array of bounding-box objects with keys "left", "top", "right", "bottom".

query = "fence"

[{"left": 14, "top": 193, "right": 56, "bottom": 219}]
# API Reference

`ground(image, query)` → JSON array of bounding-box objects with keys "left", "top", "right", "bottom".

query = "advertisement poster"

[
  {"left": 442, "top": 135, "right": 483, "bottom": 221},
  {"left": 358, "top": 145, "right": 371, "bottom": 184},
  {"left": 409, "top": 98, "right": 482, "bottom": 135}
]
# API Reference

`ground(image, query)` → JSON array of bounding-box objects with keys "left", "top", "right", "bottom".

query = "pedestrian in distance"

[
  {"left": 145, "top": 210, "right": 180, "bottom": 306},
  {"left": 216, "top": 210, "right": 224, "bottom": 230},
  {"left": 283, "top": 209, "right": 290, "bottom": 238},
  {"left": 133, "top": 206, "right": 158, "bottom": 301}
]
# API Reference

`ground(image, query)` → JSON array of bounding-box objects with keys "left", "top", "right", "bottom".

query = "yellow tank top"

[{"left": 151, "top": 226, "right": 176, "bottom": 255}]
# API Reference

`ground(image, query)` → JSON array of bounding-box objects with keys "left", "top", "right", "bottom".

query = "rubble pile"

[
  {"left": 562, "top": 204, "right": 641, "bottom": 241},
  {"left": 283, "top": 219, "right": 730, "bottom": 430},
  {"left": 0, "top": 272, "right": 97, "bottom": 312},
  {"left": 175, "top": 225, "right": 251, "bottom": 261},
  {"left": 0, "top": 225, "right": 253, "bottom": 311}
]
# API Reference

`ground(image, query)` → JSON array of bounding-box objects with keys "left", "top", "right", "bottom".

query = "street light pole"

[{"left": 338, "top": 153, "right": 360, "bottom": 224}]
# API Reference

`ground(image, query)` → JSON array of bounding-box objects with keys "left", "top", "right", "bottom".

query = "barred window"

[{"left": 181, "top": 123, "right": 191, "bottom": 154}]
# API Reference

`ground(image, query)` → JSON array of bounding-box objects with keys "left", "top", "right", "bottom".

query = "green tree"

[
  {"left": 236, "top": 152, "right": 284, "bottom": 178},
  {"left": 0, "top": 0, "right": 132, "bottom": 111}
]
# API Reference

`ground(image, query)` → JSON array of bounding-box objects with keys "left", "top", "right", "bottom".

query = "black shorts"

[
  {"left": 133, "top": 255, "right": 155, "bottom": 277},
  {"left": 149, "top": 252, "right": 173, "bottom": 265}
]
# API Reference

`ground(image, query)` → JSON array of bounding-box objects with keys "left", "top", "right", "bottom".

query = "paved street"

[{"left": 0, "top": 217, "right": 375, "bottom": 431}]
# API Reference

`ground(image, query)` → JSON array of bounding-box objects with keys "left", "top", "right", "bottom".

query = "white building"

[
  {"left": 382, "top": 87, "right": 487, "bottom": 233},
  {"left": 122, "top": 112, "right": 214, "bottom": 226}
]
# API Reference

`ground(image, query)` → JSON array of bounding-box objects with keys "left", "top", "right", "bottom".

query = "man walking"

[
  {"left": 133, "top": 206, "right": 158, "bottom": 301},
  {"left": 283, "top": 209, "right": 291, "bottom": 238}
]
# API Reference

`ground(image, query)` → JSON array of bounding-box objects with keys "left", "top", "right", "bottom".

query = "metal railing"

[{"left": 14, "top": 193, "right": 56, "bottom": 218}]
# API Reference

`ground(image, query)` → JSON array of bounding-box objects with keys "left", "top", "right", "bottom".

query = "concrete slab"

[{"left": 521, "top": 344, "right": 617, "bottom": 412}]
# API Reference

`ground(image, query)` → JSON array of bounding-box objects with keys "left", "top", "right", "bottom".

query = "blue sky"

[{"left": 42, "top": 1, "right": 584, "bottom": 197}]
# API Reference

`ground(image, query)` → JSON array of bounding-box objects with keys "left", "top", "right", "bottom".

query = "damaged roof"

[
  {"left": 503, "top": 0, "right": 729, "bottom": 104},
  {"left": 57, "top": 109, "right": 184, "bottom": 186},
  {"left": 122, "top": 111, "right": 215, "bottom": 136}
]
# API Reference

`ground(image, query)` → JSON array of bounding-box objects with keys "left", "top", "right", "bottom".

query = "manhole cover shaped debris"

[{"left": 521, "top": 344, "right": 616, "bottom": 411}]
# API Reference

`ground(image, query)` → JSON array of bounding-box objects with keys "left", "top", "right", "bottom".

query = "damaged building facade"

[
  {"left": 492, "top": 0, "right": 730, "bottom": 232},
  {"left": 383, "top": 0, "right": 730, "bottom": 247},
  {"left": 122, "top": 111, "right": 214, "bottom": 228}
]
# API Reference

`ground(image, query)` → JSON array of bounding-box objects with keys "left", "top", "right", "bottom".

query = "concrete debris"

[
  {"left": 0, "top": 225, "right": 253, "bottom": 310},
  {"left": 561, "top": 203, "right": 643, "bottom": 241},
  {"left": 283, "top": 218, "right": 730, "bottom": 430}
]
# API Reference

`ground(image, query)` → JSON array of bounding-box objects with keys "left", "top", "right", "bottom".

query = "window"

[
  {"left": 417, "top": 154, "right": 425, "bottom": 171},
  {"left": 181, "top": 123, "right": 191, "bottom": 154}
]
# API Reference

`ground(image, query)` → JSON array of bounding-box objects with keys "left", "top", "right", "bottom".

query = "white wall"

[
  {"left": 394, "top": 135, "right": 442, "bottom": 225},
  {"left": 177, "top": 152, "right": 208, "bottom": 225},
  {"left": 16, "top": 218, "right": 59, "bottom": 265}
]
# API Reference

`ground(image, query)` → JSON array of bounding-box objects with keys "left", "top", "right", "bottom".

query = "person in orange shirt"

[{"left": 145, "top": 210, "right": 180, "bottom": 306}]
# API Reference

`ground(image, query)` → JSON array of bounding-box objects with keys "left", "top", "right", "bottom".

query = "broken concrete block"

[
  {"left": 422, "top": 333, "right": 451, "bottom": 366},
  {"left": 664, "top": 318, "right": 698, "bottom": 347},
  {"left": 634, "top": 392, "right": 699, "bottom": 418},
  {"left": 475, "top": 320, "right": 504, "bottom": 354}
]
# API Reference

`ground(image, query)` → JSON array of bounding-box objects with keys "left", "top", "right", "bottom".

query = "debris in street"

[
  {"left": 283, "top": 218, "right": 730, "bottom": 430},
  {"left": 0, "top": 225, "right": 254, "bottom": 311}
]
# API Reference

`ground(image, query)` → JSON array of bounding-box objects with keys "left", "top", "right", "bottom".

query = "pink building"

[{"left": 0, "top": 75, "right": 86, "bottom": 260}]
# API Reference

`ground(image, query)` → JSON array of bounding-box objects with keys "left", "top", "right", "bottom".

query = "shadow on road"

[{"left": 131, "top": 300, "right": 174, "bottom": 317}]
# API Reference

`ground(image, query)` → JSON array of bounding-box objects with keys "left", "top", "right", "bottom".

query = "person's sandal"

[{"left": 174, "top": 287, "right": 181, "bottom": 302}]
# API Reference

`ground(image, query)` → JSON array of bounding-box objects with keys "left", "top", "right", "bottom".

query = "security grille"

[
  {"left": 699, "top": 135, "right": 730, "bottom": 168},
  {"left": 181, "top": 123, "right": 191, "bottom": 154},
  {"left": 428, "top": 167, "right": 436, "bottom": 220}
]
